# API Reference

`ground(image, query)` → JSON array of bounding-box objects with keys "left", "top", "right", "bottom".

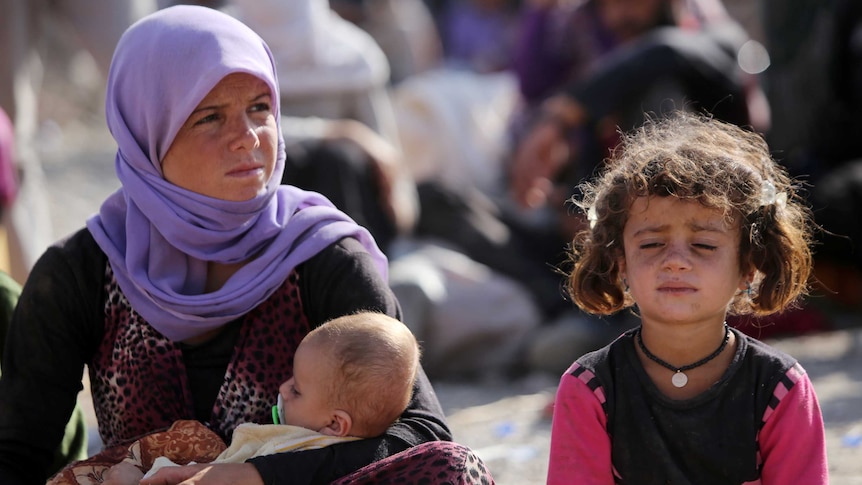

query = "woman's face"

[{"left": 161, "top": 73, "right": 278, "bottom": 201}]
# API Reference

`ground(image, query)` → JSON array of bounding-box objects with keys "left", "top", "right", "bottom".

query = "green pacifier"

[{"left": 272, "top": 393, "right": 285, "bottom": 424}]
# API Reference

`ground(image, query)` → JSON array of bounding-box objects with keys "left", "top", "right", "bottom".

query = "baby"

[{"left": 92, "top": 312, "right": 420, "bottom": 484}]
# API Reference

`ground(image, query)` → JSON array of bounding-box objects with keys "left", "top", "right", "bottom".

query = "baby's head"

[
  {"left": 278, "top": 312, "right": 420, "bottom": 438},
  {"left": 568, "top": 112, "right": 813, "bottom": 317}
]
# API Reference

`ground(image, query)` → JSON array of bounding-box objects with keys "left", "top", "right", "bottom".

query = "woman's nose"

[{"left": 229, "top": 116, "right": 259, "bottom": 150}]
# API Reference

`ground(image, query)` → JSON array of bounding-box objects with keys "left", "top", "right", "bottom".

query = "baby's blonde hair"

[
  {"left": 304, "top": 312, "right": 420, "bottom": 437},
  {"left": 567, "top": 112, "right": 813, "bottom": 316}
]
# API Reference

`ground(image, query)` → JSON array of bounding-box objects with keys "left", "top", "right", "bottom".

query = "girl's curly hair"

[{"left": 567, "top": 112, "right": 813, "bottom": 316}]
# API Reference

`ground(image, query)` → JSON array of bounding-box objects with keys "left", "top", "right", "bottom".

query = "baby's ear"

[{"left": 320, "top": 410, "right": 352, "bottom": 437}]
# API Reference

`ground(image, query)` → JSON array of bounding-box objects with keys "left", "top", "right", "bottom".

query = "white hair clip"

[
  {"left": 760, "top": 181, "right": 787, "bottom": 209},
  {"left": 587, "top": 204, "right": 598, "bottom": 229}
]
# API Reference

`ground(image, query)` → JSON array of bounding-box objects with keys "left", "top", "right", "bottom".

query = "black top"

[
  {"left": 0, "top": 228, "right": 450, "bottom": 485},
  {"left": 575, "top": 327, "right": 797, "bottom": 484}
]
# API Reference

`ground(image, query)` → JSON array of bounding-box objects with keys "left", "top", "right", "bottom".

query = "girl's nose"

[{"left": 662, "top": 243, "right": 692, "bottom": 271}]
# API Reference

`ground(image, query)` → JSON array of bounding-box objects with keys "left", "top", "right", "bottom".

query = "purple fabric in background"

[
  {"left": 86, "top": 5, "right": 387, "bottom": 342},
  {"left": 441, "top": 1, "right": 517, "bottom": 72},
  {"left": 512, "top": 2, "right": 616, "bottom": 103},
  {"left": 0, "top": 107, "right": 17, "bottom": 209}
]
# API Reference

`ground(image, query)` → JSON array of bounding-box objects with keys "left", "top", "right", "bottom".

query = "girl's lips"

[{"left": 658, "top": 285, "right": 697, "bottom": 294}]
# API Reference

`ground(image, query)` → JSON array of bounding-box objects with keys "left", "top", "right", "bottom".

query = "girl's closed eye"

[
  {"left": 638, "top": 241, "right": 664, "bottom": 249},
  {"left": 692, "top": 243, "right": 718, "bottom": 250}
]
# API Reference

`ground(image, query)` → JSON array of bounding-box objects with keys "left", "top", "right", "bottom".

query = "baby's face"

[{"left": 278, "top": 341, "right": 336, "bottom": 432}]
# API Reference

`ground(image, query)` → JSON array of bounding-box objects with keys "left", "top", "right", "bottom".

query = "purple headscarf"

[{"left": 86, "top": 5, "right": 387, "bottom": 342}]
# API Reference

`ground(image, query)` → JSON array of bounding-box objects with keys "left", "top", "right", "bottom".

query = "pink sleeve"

[
  {"left": 758, "top": 364, "right": 828, "bottom": 485},
  {"left": 547, "top": 364, "right": 615, "bottom": 485}
]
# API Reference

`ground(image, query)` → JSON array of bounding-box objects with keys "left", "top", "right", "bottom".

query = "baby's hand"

[{"left": 102, "top": 462, "right": 145, "bottom": 485}]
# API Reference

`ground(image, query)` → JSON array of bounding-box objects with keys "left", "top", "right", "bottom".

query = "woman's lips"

[{"left": 227, "top": 164, "right": 264, "bottom": 177}]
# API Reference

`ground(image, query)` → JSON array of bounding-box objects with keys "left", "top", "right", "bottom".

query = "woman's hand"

[
  {"left": 101, "top": 462, "right": 145, "bottom": 485},
  {"left": 510, "top": 118, "right": 570, "bottom": 209},
  {"left": 140, "top": 463, "right": 263, "bottom": 485},
  {"left": 510, "top": 95, "right": 586, "bottom": 209}
]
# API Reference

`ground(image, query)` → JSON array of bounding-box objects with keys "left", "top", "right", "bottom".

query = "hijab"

[{"left": 86, "top": 5, "right": 387, "bottom": 342}]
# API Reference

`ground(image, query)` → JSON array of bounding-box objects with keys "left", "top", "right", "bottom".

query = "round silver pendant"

[{"left": 671, "top": 372, "right": 688, "bottom": 388}]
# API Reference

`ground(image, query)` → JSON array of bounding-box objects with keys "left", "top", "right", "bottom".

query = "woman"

[{"left": 0, "top": 6, "right": 458, "bottom": 485}]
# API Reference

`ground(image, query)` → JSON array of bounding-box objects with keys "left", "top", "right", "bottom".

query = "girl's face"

[
  {"left": 620, "top": 196, "right": 749, "bottom": 327},
  {"left": 161, "top": 72, "right": 278, "bottom": 201}
]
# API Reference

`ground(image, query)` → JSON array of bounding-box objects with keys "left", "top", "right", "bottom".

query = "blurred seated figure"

[
  {"left": 510, "top": 0, "right": 769, "bottom": 215},
  {"left": 388, "top": 68, "right": 548, "bottom": 378},
  {"left": 0, "top": 268, "right": 88, "bottom": 475},
  {"left": 330, "top": 0, "right": 443, "bottom": 84},
  {"left": 0, "top": 0, "right": 156, "bottom": 283},
  {"left": 439, "top": 0, "right": 770, "bottom": 374},
  {"left": 228, "top": 0, "right": 398, "bottom": 142},
  {"left": 279, "top": 117, "right": 418, "bottom": 253},
  {"left": 728, "top": 0, "right": 862, "bottom": 338},
  {"left": 806, "top": 160, "right": 862, "bottom": 328},
  {"left": 0, "top": 107, "right": 18, "bottom": 267}
]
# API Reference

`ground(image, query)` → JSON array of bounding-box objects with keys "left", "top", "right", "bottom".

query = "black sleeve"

[
  {"left": 296, "top": 237, "right": 401, "bottom": 327},
  {"left": 248, "top": 237, "right": 452, "bottom": 485},
  {"left": 0, "top": 229, "right": 105, "bottom": 485},
  {"left": 0, "top": 271, "right": 21, "bottom": 357}
]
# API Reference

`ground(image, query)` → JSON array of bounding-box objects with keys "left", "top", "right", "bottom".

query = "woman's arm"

[
  {"left": 548, "top": 365, "right": 615, "bottom": 485},
  {"left": 0, "top": 229, "right": 104, "bottom": 485},
  {"left": 758, "top": 364, "right": 828, "bottom": 484}
]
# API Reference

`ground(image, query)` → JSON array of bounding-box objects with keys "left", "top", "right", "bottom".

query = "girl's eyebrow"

[
  {"left": 632, "top": 221, "right": 727, "bottom": 237},
  {"left": 687, "top": 220, "right": 728, "bottom": 233},
  {"left": 631, "top": 224, "right": 669, "bottom": 237}
]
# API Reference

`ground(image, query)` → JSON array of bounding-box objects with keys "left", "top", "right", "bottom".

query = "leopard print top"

[{"left": 89, "top": 264, "right": 309, "bottom": 447}]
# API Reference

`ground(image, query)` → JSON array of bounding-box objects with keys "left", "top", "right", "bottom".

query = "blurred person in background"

[{"left": 0, "top": 0, "right": 156, "bottom": 284}]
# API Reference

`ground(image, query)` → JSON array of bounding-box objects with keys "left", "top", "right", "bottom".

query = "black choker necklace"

[{"left": 636, "top": 324, "right": 730, "bottom": 388}]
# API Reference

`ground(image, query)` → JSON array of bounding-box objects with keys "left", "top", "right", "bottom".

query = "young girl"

[{"left": 548, "top": 112, "right": 828, "bottom": 484}]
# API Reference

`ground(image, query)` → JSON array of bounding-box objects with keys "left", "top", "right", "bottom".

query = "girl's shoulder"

[
  {"left": 574, "top": 327, "right": 637, "bottom": 371},
  {"left": 734, "top": 329, "right": 800, "bottom": 375},
  {"left": 566, "top": 328, "right": 637, "bottom": 391}
]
